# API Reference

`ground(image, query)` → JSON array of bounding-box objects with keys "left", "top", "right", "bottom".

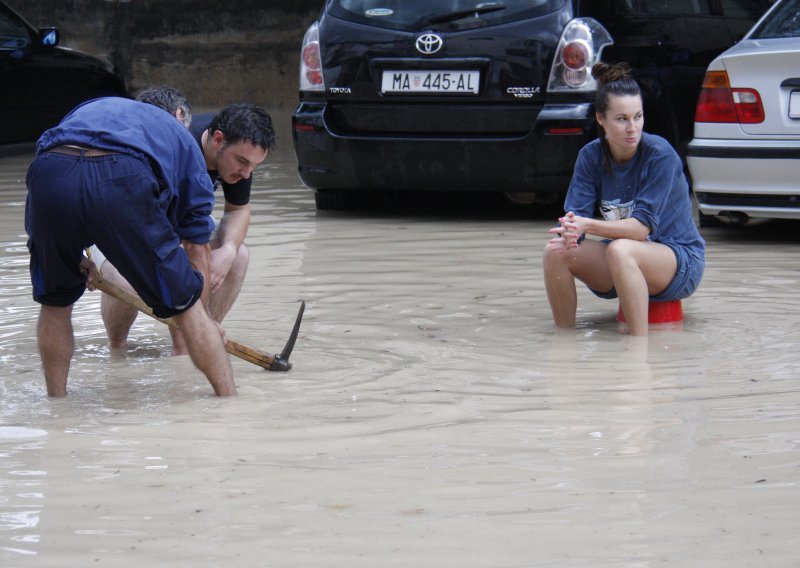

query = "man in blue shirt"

[{"left": 25, "top": 97, "right": 236, "bottom": 397}]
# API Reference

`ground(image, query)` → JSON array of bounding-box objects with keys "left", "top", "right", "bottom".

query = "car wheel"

[
  {"left": 503, "top": 192, "right": 561, "bottom": 206},
  {"left": 314, "top": 189, "right": 353, "bottom": 211},
  {"left": 698, "top": 211, "right": 725, "bottom": 228},
  {"left": 503, "top": 192, "right": 537, "bottom": 206}
]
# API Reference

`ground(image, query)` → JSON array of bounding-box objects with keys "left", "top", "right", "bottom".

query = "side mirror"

[{"left": 39, "top": 27, "right": 60, "bottom": 47}]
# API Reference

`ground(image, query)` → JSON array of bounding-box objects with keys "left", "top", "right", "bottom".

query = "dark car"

[
  {"left": 292, "top": 0, "right": 771, "bottom": 210},
  {"left": 0, "top": 1, "right": 128, "bottom": 148}
]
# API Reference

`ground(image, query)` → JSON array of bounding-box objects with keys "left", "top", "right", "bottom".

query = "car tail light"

[
  {"left": 547, "top": 19, "right": 613, "bottom": 93},
  {"left": 694, "top": 70, "right": 764, "bottom": 124},
  {"left": 300, "top": 22, "right": 325, "bottom": 92}
]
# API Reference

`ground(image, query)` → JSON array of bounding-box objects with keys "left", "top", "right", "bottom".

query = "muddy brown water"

[{"left": 2, "top": 126, "right": 800, "bottom": 566}]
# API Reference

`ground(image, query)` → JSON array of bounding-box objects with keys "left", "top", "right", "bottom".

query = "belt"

[{"left": 48, "top": 145, "right": 117, "bottom": 157}]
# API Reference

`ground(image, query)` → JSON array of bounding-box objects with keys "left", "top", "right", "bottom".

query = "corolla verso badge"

[{"left": 416, "top": 34, "right": 443, "bottom": 55}]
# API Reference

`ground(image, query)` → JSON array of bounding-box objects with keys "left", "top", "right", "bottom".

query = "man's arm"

[
  {"left": 177, "top": 240, "right": 235, "bottom": 395},
  {"left": 184, "top": 240, "right": 213, "bottom": 305},
  {"left": 211, "top": 201, "right": 251, "bottom": 290}
]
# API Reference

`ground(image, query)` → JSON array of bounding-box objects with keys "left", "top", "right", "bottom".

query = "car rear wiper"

[{"left": 422, "top": 4, "right": 507, "bottom": 26}]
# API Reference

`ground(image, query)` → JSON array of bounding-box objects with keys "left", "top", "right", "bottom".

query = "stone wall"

[{"left": 7, "top": 0, "right": 323, "bottom": 108}]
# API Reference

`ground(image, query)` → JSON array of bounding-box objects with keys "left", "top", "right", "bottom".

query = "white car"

[{"left": 687, "top": 0, "right": 800, "bottom": 224}]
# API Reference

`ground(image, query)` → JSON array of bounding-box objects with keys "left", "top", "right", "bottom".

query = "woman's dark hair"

[
  {"left": 208, "top": 103, "right": 276, "bottom": 152},
  {"left": 592, "top": 62, "right": 641, "bottom": 171}
]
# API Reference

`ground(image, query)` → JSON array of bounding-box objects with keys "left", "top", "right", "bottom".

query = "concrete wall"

[{"left": 7, "top": 0, "right": 323, "bottom": 108}]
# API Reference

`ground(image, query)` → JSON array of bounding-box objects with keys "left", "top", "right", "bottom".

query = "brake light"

[
  {"left": 562, "top": 42, "right": 589, "bottom": 70},
  {"left": 300, "top": 22, "right": 325, "bottom": 92},
  {"left": 694, "top": 70, "right": 764, "bottom": 124},
  {"left": 547, "top": 18, "right": 613, "bottom": 93}
]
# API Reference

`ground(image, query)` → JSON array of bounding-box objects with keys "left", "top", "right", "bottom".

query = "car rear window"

[
  {"left": 327, "top": 0, "right": 567, "bottom": 31},
  {"left": 749, "top": 0, "right": 800, "bottom": 38}
]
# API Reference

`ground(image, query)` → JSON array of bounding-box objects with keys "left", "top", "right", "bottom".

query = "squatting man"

[{"left": 91, "top": 87, "right": 275, "bottom": 357}]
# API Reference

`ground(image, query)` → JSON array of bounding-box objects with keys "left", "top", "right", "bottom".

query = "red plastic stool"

[{"left": 617, "top": 299, "right": 683, "bottom": 324}]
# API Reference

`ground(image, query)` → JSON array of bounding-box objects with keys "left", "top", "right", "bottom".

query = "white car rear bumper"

[{"left": 687, "top": 138, "right": 800, "bottom": 220}]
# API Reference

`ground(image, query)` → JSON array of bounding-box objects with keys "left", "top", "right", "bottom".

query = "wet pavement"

[{"left": 1, "top": 125, "right": 800, "bottom": 567}]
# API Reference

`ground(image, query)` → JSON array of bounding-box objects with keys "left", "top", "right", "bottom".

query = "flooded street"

[{"left": 2, "top": 122, "right": 800, "bottom": 567}]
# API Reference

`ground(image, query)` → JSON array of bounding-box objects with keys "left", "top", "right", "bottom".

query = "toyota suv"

[{"left": 292, "top": 0, "right": 770, "bottom": 210}]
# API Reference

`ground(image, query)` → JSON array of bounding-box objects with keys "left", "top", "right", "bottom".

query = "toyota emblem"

[{"left": 416, "top": 33, "right": 443, "bottom": 55}]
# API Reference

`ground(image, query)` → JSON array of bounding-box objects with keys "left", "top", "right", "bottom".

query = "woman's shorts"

[{"left": 589, "top": 242, "right": 704, "bottom": 302}]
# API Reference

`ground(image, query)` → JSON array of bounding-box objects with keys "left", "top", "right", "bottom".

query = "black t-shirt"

[{"left": 189, "top": 113, "right": 252, "bottom": 206}]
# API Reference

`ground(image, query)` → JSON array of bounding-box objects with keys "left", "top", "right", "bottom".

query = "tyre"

[
  {"left": 698, "top": 211, "right": 725, "bottom": 228},
  {"left": 314, "top": 189, "right": 354, "bottom": 211}
]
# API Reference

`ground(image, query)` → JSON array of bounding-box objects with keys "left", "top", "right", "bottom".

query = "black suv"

[{"left": 292, "top": 0, "right": 770, "bottom": 210}]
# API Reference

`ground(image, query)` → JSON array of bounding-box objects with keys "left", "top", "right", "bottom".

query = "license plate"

[
  {"left": 381, "top": 70, "right": 479, "bottom": 94},
  {"left": 790, "top": 91, "right": 800, "bottom": 119}
]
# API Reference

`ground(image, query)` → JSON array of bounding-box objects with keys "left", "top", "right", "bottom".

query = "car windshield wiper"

[{"left": 422, "top": 4, "right": 507, "bottom": 26}]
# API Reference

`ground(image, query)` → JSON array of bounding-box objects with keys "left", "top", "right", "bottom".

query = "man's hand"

[
  {"left": 210, "top": 243, "right": 237, "bottom": 292},
  {"left": 80, "top": 257, "right": 100, "bottom": 291},
  {"left": 210, "top": 203, "right": 250, "bottom": 292}
]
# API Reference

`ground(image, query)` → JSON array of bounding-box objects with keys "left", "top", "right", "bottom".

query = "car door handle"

[{"left": 780, "top": 78, "right": 800, "bottom": 88}]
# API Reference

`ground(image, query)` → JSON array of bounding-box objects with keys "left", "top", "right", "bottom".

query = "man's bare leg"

[
  {"left": 170, "top": 244, "right": 249, "bottom": 355},
  {"left": 99, "top": 262, "right": 139, "bottom": 349},
  {"left": 173, "top": 302, "right": 236, "bottom": 396},
  {"left": 37, "top": 304, "right": 74, "bottom": 397}
]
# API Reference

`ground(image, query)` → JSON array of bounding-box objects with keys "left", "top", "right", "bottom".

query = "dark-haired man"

[{"left": 98, "top": 93, "right": 276, "bottom": 355}]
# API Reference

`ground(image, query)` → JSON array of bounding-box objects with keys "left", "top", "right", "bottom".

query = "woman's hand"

[
  {"left": 560, "top": 211, "right": 586, "bottom": 249},
  {"left": 548, "top": 211, "right": 586, "bottom": 250}
]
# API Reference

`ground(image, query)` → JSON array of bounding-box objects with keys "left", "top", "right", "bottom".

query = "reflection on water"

[{"left": 1, "top": 139, "right": 800, "bottom": 567}]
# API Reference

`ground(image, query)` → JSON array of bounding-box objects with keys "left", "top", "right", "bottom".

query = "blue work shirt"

[
  {"left": 36, "top": 97, "right": 215, "bottom": 244},
  {"left": 564, "top": 132, "right": 705, "bottom": 260}
]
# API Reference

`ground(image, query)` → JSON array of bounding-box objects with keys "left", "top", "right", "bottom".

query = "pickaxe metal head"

[{"left": 267, "top": 300, "right": 305, "bottom": 371}]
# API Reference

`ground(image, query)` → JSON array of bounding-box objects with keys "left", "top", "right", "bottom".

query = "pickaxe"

[{"left": 80, "top": 257, "right": 304, "bottom": 371}]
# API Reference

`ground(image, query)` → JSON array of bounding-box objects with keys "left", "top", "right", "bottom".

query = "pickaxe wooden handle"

[{"left": 83, "top": 259, "right": 304, "bottom": 371}]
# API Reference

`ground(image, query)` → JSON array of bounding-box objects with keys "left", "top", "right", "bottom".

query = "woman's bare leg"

[
  {"left": 605, "top": 239, "right": 677, "bottom": 336},
  {"left": 543, "top": 239, "right": 614, "bottom": 328}
]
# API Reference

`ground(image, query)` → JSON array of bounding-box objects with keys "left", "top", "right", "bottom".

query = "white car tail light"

[
  {"left": 300, "top": 22, "right": 325, "bottom": 92},
  {"left": 547, "top": 18, "right": 613, "bottom": 92},
  {"left": 694, "top": 70, "right": 764, "bottom": 124}
]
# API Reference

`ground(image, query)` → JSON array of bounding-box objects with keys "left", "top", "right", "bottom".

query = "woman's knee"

[
  {"left": 604, "top": 239, "right": 638, "bottom": 270},
  {"left": 542, "top": 244, "right": 568, "bottom": 272}
]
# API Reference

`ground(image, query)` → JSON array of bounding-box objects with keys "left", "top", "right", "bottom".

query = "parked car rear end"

[
  {"left": 687, "top": 0, "right": 800, "bottom": 223},
  {"left": 293, "top": 0, "right": 771, "bottom": 210}
]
